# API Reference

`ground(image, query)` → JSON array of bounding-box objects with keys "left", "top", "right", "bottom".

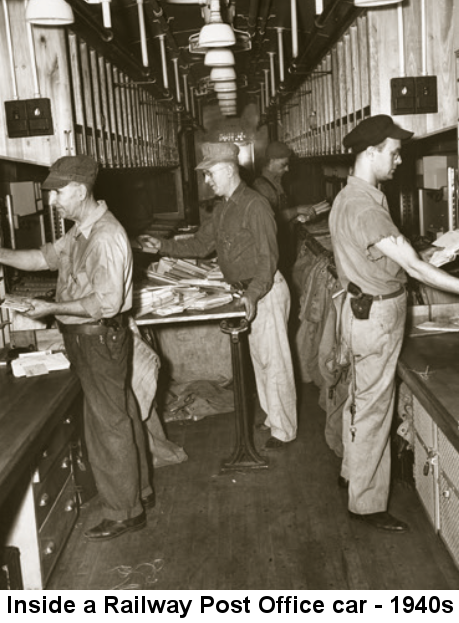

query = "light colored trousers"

[
  {"left": 341, "top": 291, "right": 407, "bottom": 514},
  {"left": 248, "top": 271, "right": 297, "bottom": 442}
]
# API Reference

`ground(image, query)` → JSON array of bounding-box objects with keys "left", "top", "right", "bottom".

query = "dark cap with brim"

[
  {"left": 195, "top": 142, "right": 240, "bottom": 170},
  {"left": 343, "top": 114, "right": 414, "bottom": 153},
  {"left": 265, "top": 141, "right": 291, "bottom": 159},
  {"left": 41, "top": 155, "right": 99, "bottom": 190}
]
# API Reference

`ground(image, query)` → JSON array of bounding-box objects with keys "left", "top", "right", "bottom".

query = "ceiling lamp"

[
  {"left": 25, "top": 0, "right": 74, "bottom": 24},
  {"left": 189, "top": 28, "right": 250, "bottom": 55},
  {"left": 210, "top": 67, "right": 236, "bottom": 82},
  {"left": 217, "top": 92, "right": 237, "bottom": 101},
  {"left": 198, "top": 0, "right": 235, "bottom": 48},
  {"left": 204, "top": 48, "right": 235, "bottom": 67},
  {"left": 354, "top": 0, "right": 402, "bottom": 6},
  {"left": 214, "top": 80, "right": 237, "bottom": 93},
  {"left": 84, "top": 0, "right": 112, "bottom": 29}
]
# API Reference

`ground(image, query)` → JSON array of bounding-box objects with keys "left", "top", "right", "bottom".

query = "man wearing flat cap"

[
  {"left": 0, "top": 155, "right": 154, "bottom": 541},
  {"left": 253, "top": 141, "right": 319, "bottom": 278},
  {"left": 329, "top": 114, "right": 459, "bottom": 533},
  {"left": 140, "top": 142, "right": 297, "bottom": 449}
]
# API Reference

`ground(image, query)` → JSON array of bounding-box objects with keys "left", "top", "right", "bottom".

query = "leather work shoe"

[
  {"left": 338, "top": 476, "right": 349, "bottom": 489},
  {"left": 85, "top": 511, "right": 146, "bottom": 542},
  {"left": 264, "top": 436, "right": 290, "bottom": 449},
  {"left": 142, "top": 491, "right": 156, "bottom": 510},
  {"left": 348, "top": 511, "right": 409, "bottom": 533}
]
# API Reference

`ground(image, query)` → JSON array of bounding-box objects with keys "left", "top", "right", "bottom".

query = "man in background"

[
  {"left": 0, "top": 155, "right": 154, "bottom": 541},
  {"left": 140, "top": 142, "right": 297, "bottom": 449},
  {"left": 253, "top": 141, "right": 319, "bottom": 278}
]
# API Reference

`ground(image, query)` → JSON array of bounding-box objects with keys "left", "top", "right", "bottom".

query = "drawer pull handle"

[
  {"left": 43, "top": 542, "right": 55, "bottom": 556},
  {"left": 442, "top": 489, "right": 451, "bottom": 500},
  {"left": 39, "top": 493, "right": 50, "bottom": 507},
  {"left": 64, "top": 499, "right": 76, "bottom": 512},
  {"left": 61, "top": 457, "right": 71, "bottom": 470},
  {"left": 64, "top": 417, "right": 72, "bottom": 425}
]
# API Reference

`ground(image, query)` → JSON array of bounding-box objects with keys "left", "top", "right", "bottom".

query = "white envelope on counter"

[{"left": 11, "top": 350, "right": 71, "bottom": 378}]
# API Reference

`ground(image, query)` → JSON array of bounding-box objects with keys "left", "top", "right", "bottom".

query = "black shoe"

[
  {"left": 338, "top": 476, "right": 349, "bottom": 489},
  {"left": 264, "top": 436, "right": 290, "bottom": 449},
  {"left": 141, "top": 491, "right": 156, "bottom": 510},
  {"left": 348, "top": 511, "right": 409, "bottom": 533},
  {"left": 85, "top": 511, "right": 146, "bottom": 541}
]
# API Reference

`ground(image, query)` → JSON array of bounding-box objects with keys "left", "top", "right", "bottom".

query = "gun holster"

[{"left": 347, "top": 282, "right": 373, "bottom": 320}]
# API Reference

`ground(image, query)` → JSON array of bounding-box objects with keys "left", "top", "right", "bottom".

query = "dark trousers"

[{"left": 64, "top": 327, "right": 152, "bottom": 521}]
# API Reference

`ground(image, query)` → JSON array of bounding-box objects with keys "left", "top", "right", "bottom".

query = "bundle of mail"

[
  {"left": 133, "top": 257, "right": 235, "bottom": 317},
  {"left": 11, "top": 350, "right": 71, "bottom": 378}
]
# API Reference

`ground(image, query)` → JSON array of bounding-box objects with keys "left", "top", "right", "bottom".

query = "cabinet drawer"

[
  {"left": 36, "top": 409, "right": 78, "bottom": 482},
  {"left": 438, "top": 429, "right": 459, "bottom": 568},
  {"left": 414, "top": 434, "right": 440, "bottom": 530},
  {"left": 413, "top": 396, "right": 436, "bottom": 449},
  {"left": 39, "top": 474, "right": 78, "bottom": 587},
  {"left": 33, "top": 446, "right": 73, "bottom": 529}
]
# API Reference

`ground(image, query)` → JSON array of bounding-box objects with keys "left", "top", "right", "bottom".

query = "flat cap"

[
  {"left": 265, "top": 141, "right": 292, "bottom": 160},
  {"left": 343, "top": 114, "right": 413, "bottom": 154},
  {"left": 42, "top": 155, "right": 99, "bottom": 190},
  {"left": 195, "top": 142, "right": 240, "bottom": 170}
]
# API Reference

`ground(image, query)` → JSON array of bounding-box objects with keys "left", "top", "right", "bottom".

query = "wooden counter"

[
  {"left": 0, "top": 367, "right": 80, "bottom": 508},
  {"left": 398, "top": 333, "right": 459, "bottom": 453}
]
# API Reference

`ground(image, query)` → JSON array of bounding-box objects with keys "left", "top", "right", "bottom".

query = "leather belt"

[
  {"left": 58, "top": 312, "right": 128, "bottom": 335},
  {"left": 372, "top": 286, "right": 405, "bottom": 301}
]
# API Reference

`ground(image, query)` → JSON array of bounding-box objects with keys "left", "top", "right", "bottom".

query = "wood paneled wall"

[
  {"left": 281, "top": 0, "right": 457, "bottom": 156},
  {"left": 0, "top": 1, "right": 72, "bottom": 165}
]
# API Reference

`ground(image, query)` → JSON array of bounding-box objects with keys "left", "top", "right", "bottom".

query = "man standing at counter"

[
  {"left": 0, "top": 155, "right": 154, "bottom": 541},
  {"left": 140, "top": 142, "right": 297, "bottom": 449},
  {"left": 330, "top": 114, "right": 459, "bottom": 532},
  {"left": 253, "top": 141, "right": 317, "bottom": 278}
]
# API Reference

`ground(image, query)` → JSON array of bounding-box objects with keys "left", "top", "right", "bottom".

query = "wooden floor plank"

[{"left": 49, "top": 383, "right": 459, "bottom": 590}]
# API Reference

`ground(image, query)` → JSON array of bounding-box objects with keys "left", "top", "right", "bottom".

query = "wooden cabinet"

[
  {"left": 398, "top": 380, "right": 459, "bottom": 569},
  {"left": 4, "top": 393, "right": 82, "bottom": 589}
]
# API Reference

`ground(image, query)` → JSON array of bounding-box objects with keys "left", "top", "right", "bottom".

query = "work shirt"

[
  {"left": 329, "top": 175, "right": 407, "bottom": 296},
  {"left": 160, "top": 181, "right": 278, "bottom": 303},
  {"left": 41, "top": 201, "right": 133, "bottom": 324},
  {"left": 253, "top": 168, "right": 289, "bottom": 216}
]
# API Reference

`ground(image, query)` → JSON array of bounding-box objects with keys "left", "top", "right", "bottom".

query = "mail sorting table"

[{"left": 135, "top": 302, "right": 269, "bottom": 471}]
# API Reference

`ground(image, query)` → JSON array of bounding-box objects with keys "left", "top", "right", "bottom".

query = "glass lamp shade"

[
  {"left": 204, "top": 48, "right": 235, "bottom": 67},
  {"left": 26, "top": 0, "right": 74, "bottom": 24},
  {"left": 220, "top": 106, "right": 237, "bottom": 112},
  {"left": 354, "top": 0, "right": 401, "bottom": 5},
  {"left": 210, "top": 67, "right": 237, "bottom": 82},
  {"left": 199, "top": 22, "right": 236, "bottom": 48},
  {"left": 217, "top": 92, "right": 237, "bottom": 101},
  {"left": 214, "top": 81, "right": 237, "bottom": 93}
]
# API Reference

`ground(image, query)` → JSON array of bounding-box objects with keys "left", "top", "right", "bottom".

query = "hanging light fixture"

[
  {"left": 198, "top": 0, "right": 236, "bottom": 48},
  {"left": 84, "top": 0, "right": 112, "bottom": 29},
  {"left": 214, "top": 80, "right": 237, "bottom": 93},
  {"left": 204, "top": 48, "right": 235, "bottom": 67},
  {"left": 25, "top": 0, "right": 74, "bottom": 25},
  {"left": 217, "top": 92, "right": 237, "bottom": 101},
  {"left": 354, "top": 0, "right": 402, "bottom": 6},
  {"left": 210, "top": 66, "right": 236, "bottom": 82}
]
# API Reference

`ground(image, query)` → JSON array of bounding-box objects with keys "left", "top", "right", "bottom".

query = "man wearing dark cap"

[
  {"left": 140, "top": 142, "right": 297, "bottom": 449},
  {"left": 0, "top": 155, "right": 154, "bottom": 541},
  {"left": 253, "top": 141, "right": 319, "bottom": 277},
  {"left": 329, "top": 114, "right": 459, "bottom": 532}
]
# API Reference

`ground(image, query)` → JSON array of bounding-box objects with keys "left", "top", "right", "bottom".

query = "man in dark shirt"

[
  {"left": 140, "top": 142, "right": 297, "bottom": 449},
  {"left": 253, "top": 141, "right": 317, "bottom": 278}
]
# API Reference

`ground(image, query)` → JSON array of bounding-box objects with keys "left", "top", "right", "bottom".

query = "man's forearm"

[{"left": 0, "top": 248, "right": 48, "bottom": 272}]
